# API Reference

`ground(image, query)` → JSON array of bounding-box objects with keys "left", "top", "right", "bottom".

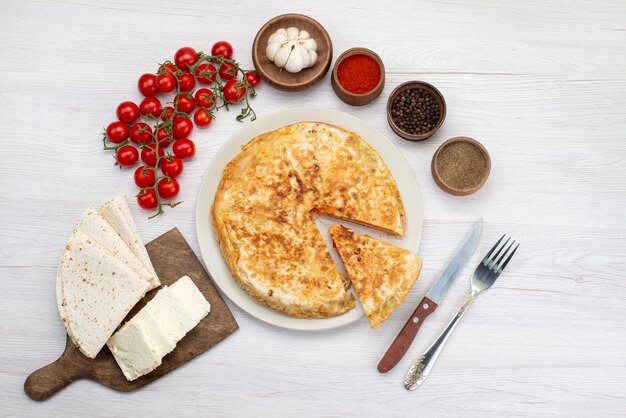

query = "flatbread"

[
  {"left": 212, "top": 122, "right": 404, "bottom": 318},
  {"left": 76, "top": 207, "right": 154, "bottom": 287},
  {"left": 100, "top": 196, "right": 159, "bottom": 289},
  {"left": 329, "top": 224, "right": 422, "bottom": 328},
  {"left": 57, "top": 229, "right": 151, "bottom": 358}
]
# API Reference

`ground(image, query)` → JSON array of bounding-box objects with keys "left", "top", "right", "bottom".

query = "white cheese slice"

[
  {"left": 169, "top": 276, "right": 211, "bottom": 323},
  {"left": 145, "top": 287, "right": 197, "bottom": 342}
]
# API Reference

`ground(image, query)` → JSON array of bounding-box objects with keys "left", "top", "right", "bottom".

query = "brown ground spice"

[{"left": 436, "top": 141, "right": 487, "bottom": 190}]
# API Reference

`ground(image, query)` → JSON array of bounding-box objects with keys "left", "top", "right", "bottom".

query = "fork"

[{"left": 404, "top": 234, "right": 519, "bottom": 390}]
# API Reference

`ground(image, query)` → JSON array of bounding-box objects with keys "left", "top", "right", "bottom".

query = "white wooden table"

[{"left": 2, "top": 0, "right": 626, "bottom": 416}]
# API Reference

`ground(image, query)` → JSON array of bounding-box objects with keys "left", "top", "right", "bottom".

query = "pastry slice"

[{"left": 329, "top": 225, "right": 422, "bottom": 328}]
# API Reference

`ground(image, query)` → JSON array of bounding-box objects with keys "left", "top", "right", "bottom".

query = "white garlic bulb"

[{"left": 265, "top": 27, "right": 318, "bottom": 73}]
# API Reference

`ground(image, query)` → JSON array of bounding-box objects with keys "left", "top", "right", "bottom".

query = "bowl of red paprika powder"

[{"left": 331, "top": 48, "right": 385, "bottom": 106}]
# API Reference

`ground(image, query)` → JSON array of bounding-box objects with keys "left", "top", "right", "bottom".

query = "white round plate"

[{"left": 195, "top": 107, "right": 422, "bottom": 331}]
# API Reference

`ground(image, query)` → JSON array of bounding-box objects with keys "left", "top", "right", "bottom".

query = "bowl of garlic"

[{"left": 252, "top": 13, "right": 333, "bottom": 92}]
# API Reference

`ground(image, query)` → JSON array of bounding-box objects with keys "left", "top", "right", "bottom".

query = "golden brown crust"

[
  {"left": 212, "top": 122, "right": 404, "bottom": 318},
  {"left": 329, "top": 224, "right": 421, "bottom": 328}
]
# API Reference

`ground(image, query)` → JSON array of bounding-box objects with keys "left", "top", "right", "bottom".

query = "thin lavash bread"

[
  {"left": 56, "top": 229, "right": 152, "bottom": 358},
  {"left": 100, "top": 196, "right": 160, "bottom": 289},
  {"left": 76, "top": 207, "right": 156, "bottom": 290}
]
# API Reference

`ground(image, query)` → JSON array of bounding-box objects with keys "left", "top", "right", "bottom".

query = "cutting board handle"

[{"left": 24, "top": 343, "right": 89, "bottom": 401}]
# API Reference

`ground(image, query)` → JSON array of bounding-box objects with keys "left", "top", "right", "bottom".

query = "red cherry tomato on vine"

[
  {"left": 195, "top": 63, "right": 217, "bottom": 84},
  {"left": 141, "top": 143, "right": 165, "bottom": 167},
  {"left": 134, "top": 166, "right": 156, "bottom": 188},
  {"left": 138, "top": 73, "right": 158, "bottom": 97},
  {"left": 194, "top": 88, "right": 215, "bottom": 108},
  {"left": 158, "top": 177, "right": 180, "bottom": 199},
  {"left": 161, "top": 106, "right": 175, "bottom": 121},
  {"left": 174, "top": 93, "right": 195, "bottom": 114},
  {"left": 156, "top": 73, "right": 176, "bottom": 93},
  {"left": 178, "top": 72, "right": 196, "bottom": 92},
  {"left": 159, "top": 62, "right": 177, "bottom": 74},
  {"left": 174, "top": 47, "right": 198, "bottom": 71},
  {"left": 129, "top": 123, "right": 153, "bottom": 144},
  {"left": 173, "top": 138, "right": 195, "bottom": 160},
  {"left": 211, "top": 41, "right": 233, "bottom": 59},
  {"left": 156, "top": 127, "right": 173, "bottom": 147},
  {"left": 116, "top": 101, "right": 140, "bottom": 124},
  {"left": 218, "top": 62, "right": 237, "bottom": 81},
  {"left": 194, "top": 108, "right": 213, "bottom": 127},
  {"left": 116, "top": 145, "right": 139, "bottom": 167},
  {"left": 172, "top": 116, "right": 193, "bottom": 139},
  {"left": 139, "top": 97, "right": 163, "bottom": 118},
  {"left": 223, "top": 80, "right": 246, "bottom": 103},
  {"left": 137, "top": 188, "right": 158, "bottom": 210},
  {"left": 245, "top": 71, "right": 261, "bottom": 88},
  {"left": 106, "top": 121, "right": 129, "bottom": 144},
  {"left": 161, "top": 156, "right": 184, "bottom": 178}
]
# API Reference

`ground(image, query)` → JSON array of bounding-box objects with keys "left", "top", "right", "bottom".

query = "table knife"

[{"left": 377, "top": 218, "right": 483, "bottom": 373}]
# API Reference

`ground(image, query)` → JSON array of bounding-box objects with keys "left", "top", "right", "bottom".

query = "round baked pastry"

[{"left": 212, "top": 122, "right": 405, "bottom": 318}]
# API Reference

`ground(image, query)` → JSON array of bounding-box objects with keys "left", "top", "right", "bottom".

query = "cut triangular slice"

[
  {"left": 76, "top": 207, "right": 155, "bottom": 288},
  {"left": 56, "top": 229, "right": 151, "bottom": 358},
  {"left": 329, "top": 225, "right": 422, "bottom": 328},
  {"left": 100, "top": 196, "right": 160, "bottom": 289}
]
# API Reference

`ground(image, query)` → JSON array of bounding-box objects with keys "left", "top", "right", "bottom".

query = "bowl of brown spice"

[
  {"left": 432, "top": 137, "right": 491, "bottom": 196},
  {"left": 387, "top": 81, "right": 446, "bottom": 141}
]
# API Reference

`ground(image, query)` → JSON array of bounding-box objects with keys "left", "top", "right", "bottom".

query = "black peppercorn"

[{"left": 391, "top": 88, "right": 440, "bottom": 135}]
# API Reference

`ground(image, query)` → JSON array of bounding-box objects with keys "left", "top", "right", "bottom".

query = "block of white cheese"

[{"left": 107, "top": 276, "right": 211, "bottom": 381}]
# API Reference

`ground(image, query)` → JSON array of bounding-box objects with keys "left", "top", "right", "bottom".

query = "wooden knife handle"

[{"left": 377, "top": 296, "right": 438, "bottom": 373}]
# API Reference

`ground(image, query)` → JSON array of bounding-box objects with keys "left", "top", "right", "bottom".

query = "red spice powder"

[{"left": 337, "top": 54, "right": 381, "bottom": 94}]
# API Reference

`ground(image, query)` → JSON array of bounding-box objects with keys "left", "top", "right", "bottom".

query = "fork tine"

[
  {"left": 494, "top": 240, "right": 515, "bottom": 271},
  {"left": 497, "top": 243, "right": 520, "bottom": 273},
  {"left": 482, "top": 234, "right": 505, "bottom": 265},
  {"left": 488, "top": 237, "right": 510, "bottom": 269}
]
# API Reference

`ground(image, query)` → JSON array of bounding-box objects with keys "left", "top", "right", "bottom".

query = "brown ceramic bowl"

[
  {"left": 387, "top": 81, "right": 446, "bottom": 141},
  {"left": 331, "top": 48, "right": 385, "bottom": 106},
  {"left": 431, "top": 136, "right": 491, "bottom": 196},
  {"left": 252, "top": 14, "right": 333, "bottom": 92}
]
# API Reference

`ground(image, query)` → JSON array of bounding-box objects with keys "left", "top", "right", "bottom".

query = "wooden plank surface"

[{"left": 1, "top": 0, "right": 626, "bottom": 416}]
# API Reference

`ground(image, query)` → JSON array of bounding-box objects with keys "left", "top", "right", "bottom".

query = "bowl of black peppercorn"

[{"left": 387, "top": 81, "right": 446, "bottom": 141}]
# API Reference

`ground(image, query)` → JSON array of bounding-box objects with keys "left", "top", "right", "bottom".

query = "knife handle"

[{"left": 377, "top": 296, "right": 438, "bottom": 373}]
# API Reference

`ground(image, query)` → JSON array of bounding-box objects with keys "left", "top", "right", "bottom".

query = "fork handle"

[
  {"left": 404, "top": 295, "right": 474, "bottom": 390},
  {"left": 377, "top": 296, "right": 438, "bottom": 373}
]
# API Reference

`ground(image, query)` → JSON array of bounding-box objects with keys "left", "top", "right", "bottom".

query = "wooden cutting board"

[{"left": 24, "top": 228, "right": 238, "bottom": 401}]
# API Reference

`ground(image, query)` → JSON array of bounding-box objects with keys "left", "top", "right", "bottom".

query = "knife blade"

[{"left": 377, "top": 218, "right": 483, "bottom": 373}]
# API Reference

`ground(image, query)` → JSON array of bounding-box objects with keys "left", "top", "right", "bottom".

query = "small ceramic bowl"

[
  {"left": 252, "top": 14, "right": 333, "bottom": 92},
  {"left": 387, "top": 81, "right": 446, "bottom": 141},
  {"left": 331, "top": 48, "right": 385, "bottom": 106},
  {"left": 431, "top": 136, "right": 491, "bottom": 196}
]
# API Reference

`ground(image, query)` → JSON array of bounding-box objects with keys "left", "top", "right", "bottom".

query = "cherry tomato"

[
  {"left": 156, "top": 127, "right": 173, "bottom": 147},
  {"left": 174, "top": 47, "right": 198, "bottom": 71},
  {"left": 106, "top": 121, "right": 129, "bottom": 144},
  {"left": 116, "top": 101, "right": 140, "bottom": 124},
  {"left": 139, "top": 97, "right": 163, "bottom": 118},
  {"left": 223, "top": 80, "right": 246, "bottom": 103},
  {"left": 116, "top": 145, "right": 139, "bottom": 167},
  {"left": 172, "top": 116, "right": 193, "bottom": 139},
  {"left": 245, "top": 71, "right": 261, "bottom": 88},
  {"left": 161, "top": 155, "right": 184, "bottom": 178},
  {"left": 138, "top": 73, "right": 158, "bottom": 97},
  {"left": 141, "top": 143, "right": 165, "bottom": 167},
  {"left": 137, "top": 188, "right": 158, "bottom": 210},
  {"left": 156, "top": 73, "right": 176, "bottom": 93},
  {"left": 129, "top": 122, "right": 153, "bottom": 144},
  {"left": 161, "top": 106, "right": 175, "bottom": 121},
  {"left": 173, "top": 138, "right": 195, "bottom": 160},
  {"left": 211, "top": 41, "right": 233, "bottom": 59},
  {"left": 194, "top": 108, "right": 212, "bottom": 127},
  {"left": 158, "top": 177, "right": 180, "bottom": 199},
  {"left": 218, "top": 62, "right": 237, "bottom": 81},
  {"left": 195, "top": 63, "right": 217, "bottom": 84},
  {"left": 194, "top": 88, "right": 215, "bottom": 108},
  {"left": 178, "top": 72, "right": 196, "bottom": 92},
  {"left": 174, "top": 93, "right": 195, "bottom": 114},
  {"left": 159, "top": 62, "right": 177, "bottom": 74},
  {"left": 134, "top": 166, "right": 156, "bottom": 188}
]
